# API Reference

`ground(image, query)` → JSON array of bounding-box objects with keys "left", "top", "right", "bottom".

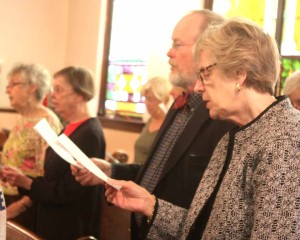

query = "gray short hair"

[
  {"left": 194, "top": 17, "right": 280, "bottom": 95},
  {"left": 54, "top": 66, "right": 95, "bottom": 101},
  {"left": 141, "top": 76, "right": 171, "bottom": 103},
  {"left": 8, "top": 63, "right": 51, "bottom": 101}
]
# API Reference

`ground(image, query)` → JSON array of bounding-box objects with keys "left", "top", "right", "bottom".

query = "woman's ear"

[
  {"left": 28, "top": 84, "right": 38, "bottom": 95},
  {"left": 236, "top": 68, "right": 247, "bottom": 85}
]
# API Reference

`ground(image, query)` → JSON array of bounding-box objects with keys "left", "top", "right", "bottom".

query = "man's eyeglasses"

[
  {"left": 171, "top": 41, "right": 194, "bottom": 50},
  {"left": 6, "top": 82, "right": 27, "bottom": 89},
  {"left": 196, "top": 63, "right": 217, "bottom": 84}
]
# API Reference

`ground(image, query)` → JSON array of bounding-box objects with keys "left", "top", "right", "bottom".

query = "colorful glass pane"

[
  {"left": 212, "top": 0, "right": 278, "bottom": 37},
  {"left": 281, "top": 0, "right": 300, "bottom": 55},
  {"left": 276, "top": 57, "right": 300, "bottom": 95},
  {"left": 105, "top": 61, "right": 147, "bottom": 120}
]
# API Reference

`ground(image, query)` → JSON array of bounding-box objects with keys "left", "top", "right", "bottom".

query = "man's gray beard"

[{"left": 169, "top": 72, "right": 195, "bottom": 89}]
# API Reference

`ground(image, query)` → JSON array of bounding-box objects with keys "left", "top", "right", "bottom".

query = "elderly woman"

[
  {"left": 1, "top": 66, "right": 106, "bottom": 240},
  {"left": 0, "top": 63, "right": 62, "bottom": 230},
  {"left": 134, "top": 76, "right": 171, "bottom": 164},
  {"left": 104, "top": 18, "right": 300, "bottom": 239},
  {"left": 284, "top": 70, "right": 300, "bottom": 110}
]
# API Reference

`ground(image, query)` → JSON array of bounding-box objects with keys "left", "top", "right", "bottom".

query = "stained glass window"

[
  {"left": 212, "top": 0, "right": 278, "bottom": 37},
  {"left": 281, "top": 0, "right": 300, "bottom": 55},
  {"left": 104, "top": 0, "right": 149, "bottom": 121},
  {"left": 211, "top": 0, "right": 300, "bottom": 95},
  {"left": 105, "top": 60, "right": 147, "bottom": 120},
  {"left": 277, "top": 57, "right": 300, "bottom": 95}
]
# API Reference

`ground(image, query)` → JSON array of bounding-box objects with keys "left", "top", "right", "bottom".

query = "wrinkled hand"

[
  {"left": 7, "top": 201, "right": 24, "bottom": 219},
  {"left": 105, "top": 178, "right": 154, "bottom": 217},
  {"left": 7, "top": 197, "right": 32, "bottom": 219},
  {"left": 1, "top": 166, "right": 32, "bottom": 190},
  {"left": 71, "top": 158, "right": 112, "bottom": 186},
  {"left": 0, "top": 166, "right": 6, "bottom": 182}
]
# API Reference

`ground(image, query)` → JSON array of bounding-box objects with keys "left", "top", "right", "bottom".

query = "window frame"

[
  {"left": 205, "top": 0, "right": 300, "bottom": 95},
  {"left": 97, "top": 0, "right": 299, "bottom": 131},
  {"left": 97, "top": 0, "right": 144, "bottom": 132}
]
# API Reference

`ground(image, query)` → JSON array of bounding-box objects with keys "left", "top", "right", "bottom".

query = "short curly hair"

[
  {"left": 54, "top": 66, "right": 95, "bottom": 101},
  {"left": 8, "top": 63, "right": 51, "bottom": 101},
  {"left": 141, "top": 76, "right": 171, "bottom": 103},
  {"left": 194, "top": 17, "right": 281, "bottom": 95}
]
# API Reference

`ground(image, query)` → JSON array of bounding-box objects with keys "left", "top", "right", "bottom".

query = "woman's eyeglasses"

[
  {"left": 196, "top": 63, "right": 217, "bottom": 84},
  {"left": 6, "top": 82, "right": 27, "bottom": 89}
]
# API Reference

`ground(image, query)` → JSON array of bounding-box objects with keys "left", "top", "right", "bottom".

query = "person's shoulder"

[
  {"left": 80, "top": 118, "right": 104, "bottom": 136},
  {"left": 42, "top": 108, "right": 63, "bottom": 131},
  {"left": 40, "top": 106, "right": 58, "bottom": 120}
]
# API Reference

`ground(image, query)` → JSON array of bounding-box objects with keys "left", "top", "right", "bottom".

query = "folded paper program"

[{"left": 34, "top": 118, "right": 121, "bottom": 190}]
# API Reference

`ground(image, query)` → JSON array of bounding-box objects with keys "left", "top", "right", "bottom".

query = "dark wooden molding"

[
  {"left": 96, "top": 0, "right": 146, "bottom": 132},
  {"left": 204, "top": 0, "right": 214, "bottom": 10},
  {"left": 275, "top": 0, "right": 285, "bottom": 51},
  {"left": 281, "top": 55, "right": 300, "bottom": 59},
  {"left": 0, "top": 108, "right": 16, "bottom": 113},
  {"left": 98, "top": 0, "right": 113, "bottom": 116},
  {"left": 98, "top": 115, "right": 144, "bottom": 133}
]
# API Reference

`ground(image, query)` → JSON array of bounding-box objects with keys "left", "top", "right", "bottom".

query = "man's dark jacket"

[{"left": 113, "top": 99, "right": 235, "bottom": 239}]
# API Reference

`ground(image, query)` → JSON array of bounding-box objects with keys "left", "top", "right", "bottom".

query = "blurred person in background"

[
  {"left": 284, "top": 70, "right": 300, "bottom": 110},
  {"left": 134, "top": 76, "right": 171, "bottom": 164},
  {"left": 0, "top": 63, "right": 62, "bottom": 231},
  {"left": 169, "top": 85, "right": 185, "bottom": 100},
  {"left": 1, "top": 66, "right": 106, "bottom": 240}
]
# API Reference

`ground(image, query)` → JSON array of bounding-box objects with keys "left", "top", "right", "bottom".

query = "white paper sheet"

[
  {"left": 57, "top": 134, "right": 109, "bottom": 182},
  {"left": 34, "top": 118, "right": 121, "bottom": 190},
  {"left": 33, "top": 118, "right": 78, "bottom": 166}
]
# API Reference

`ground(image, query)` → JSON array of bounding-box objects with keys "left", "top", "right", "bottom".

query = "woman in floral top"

[{"left": 0, "top": 63, "right": 62, "bottom": 231}]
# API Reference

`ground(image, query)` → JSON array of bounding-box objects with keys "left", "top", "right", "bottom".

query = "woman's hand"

[
  {"left": 7, "top": 196, "right": 32, "bottom": 219},
  {"left": 105, "top": 178, "right": 155, "bottom": 217},
  {"left": 1, "top": 166, "right": 32, "bottom": 190}
]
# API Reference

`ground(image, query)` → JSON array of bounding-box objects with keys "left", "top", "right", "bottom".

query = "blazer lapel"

[
  {"left": 135, "top": 108, "right": 179, "bottom": 181},
  {"left": 158, "top": 102, "right": 210, "bottom": 182}
]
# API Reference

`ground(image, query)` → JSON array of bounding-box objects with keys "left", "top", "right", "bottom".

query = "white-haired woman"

[
  {"left": 0, "top": 63, "right": 62, "bottom": 230},
  {"left": 134, "top": 76, "right": 171, "bottom": 164}
]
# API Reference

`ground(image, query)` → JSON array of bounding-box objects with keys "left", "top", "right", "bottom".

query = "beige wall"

[
  {"left": 0, "top": 0, "right": 139, "bottom": 161},
  {"left": 0, "top": 0, "right": 69, "bottom": 108},
  {"left": 103, "top": 128, "right": 139, "bottom": 163}
]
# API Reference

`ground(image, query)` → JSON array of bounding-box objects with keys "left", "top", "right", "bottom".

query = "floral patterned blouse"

[{"left": 0, "top": 113, "right": 62, "bottom": 195}]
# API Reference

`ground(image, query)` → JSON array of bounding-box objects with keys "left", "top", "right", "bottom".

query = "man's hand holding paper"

[{"left": 71, "top": 158, "right": 112, "bottom": 186}]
